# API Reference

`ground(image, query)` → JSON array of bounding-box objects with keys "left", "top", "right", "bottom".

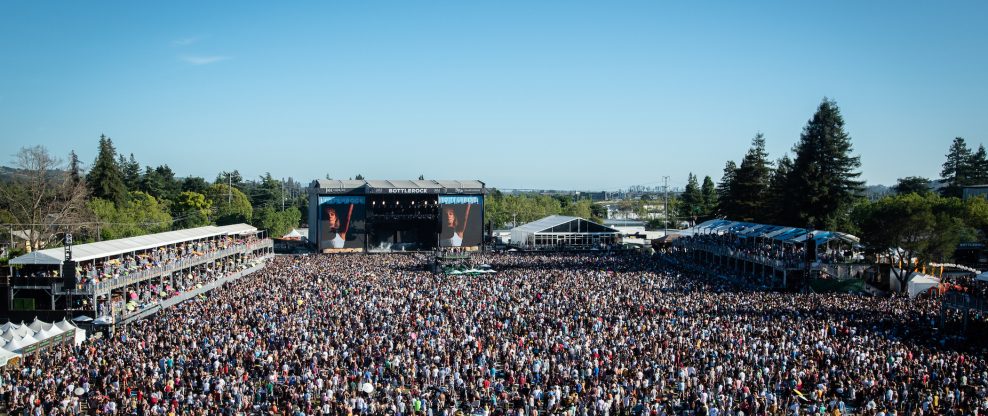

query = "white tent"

[
  {"left": 0, "top": 349, "right": 21, "bottom": 366},
  {"left": 54, "top": 319, "right": 76, "bottom": 332},
  {"left": 3, "top": 334, "right": 33, "bottom": 352},
  {"left": 0, "top": 322, "right": 19, "bottom": 332},
  {"left": 908, "top": 274, "right": 940, "bottom": 298},
  {"left": 1, "top": 329, "right": 23, "bottom": 342},
  {"left": 27, "top": 317, "right": 53, "bottom": 333}
]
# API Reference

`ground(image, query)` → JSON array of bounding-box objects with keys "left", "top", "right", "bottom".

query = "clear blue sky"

[{"left": 1, "top": 1, "right": 986, "bottom": 191}]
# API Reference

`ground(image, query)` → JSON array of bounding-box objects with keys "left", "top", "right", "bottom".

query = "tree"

[
  {"left": 940, "top": 137, "right": 974, "bottom": 198},
  {"left": 0, "top": 146, "right": 89, "bottom": 250},
  {"left": 68, "top": 150, "right": 83, "bottom": 187},
  {"left": 354, "top": 174, "right": 365, "bottom": 180},
  {"left": 88, "top": 191, "right": 173, "bottom": 240},
  {"left": 971, "top": 145, "right": 988, "bottom": 186},
  {"left": 251, "top": 173, "right": 285, "bottom": 210},
  {"left": 853, "top": 193, "right": 988, "bottom": 292},
  {"left": 181, "top": 176, "right": 210, "bottom": 194},
  {"left": 253, "top": 206, "right": 301, "bottom": 238},
  {"left": 139, "top": 165, "right": 180, "bottom": 203},
  {"left": 87, "top": 134, "right": 128, "bottom": 205},
  {"left": 119, "top": 153, "right": 141, "bottom": 191},
  {"left": 205, "top": 183, "right": 253, "bottom": 225},
  {"left": 418, "top": 174, "right": 425, "bottom": 180},
  {"left": 766, "top": 155, "right": 794, "bottom": 225},
  {"left": 893, "top": 177, "right": 932, "bottom": 195},
  {"left": 172, "top": 191, "right": 212, "bottom": 228},
  {"left": 784, "top": 99, "right": 864, "bottom": 230},
  {"left": 700, "top": 176, "right": 717, "bottom": 218},
  {"left": 678, "top": 173, "right": 703, "bottom": 225},
  {"left": 727, "top": 133, "right": 772, "bottom": 222},
  {"left": 215, "top": 170, "right": 243, "bottom": 186},
  {"left": 716, "top": 161, "right": 737, "bottom": 217}
]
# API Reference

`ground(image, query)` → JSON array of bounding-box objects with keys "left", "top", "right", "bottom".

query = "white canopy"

[
  {"left": 10, "top": 224, "right": 256, "bottom": 265},
  {"left": 909, "top": 274, "right": 940, "bottom": 298},
  {"left": 27, "top": 317, "right": 53, "bottom": 333},
  {"left": 0, "top": 349, "right": 21, "bottom": 366},
  {"left": 54, "top": 319, "right": 77, "bottom": 332}
]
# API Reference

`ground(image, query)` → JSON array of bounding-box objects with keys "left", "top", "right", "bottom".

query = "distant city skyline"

[{"left": 2, "top": 1, "right": 986, "bottom": 191}]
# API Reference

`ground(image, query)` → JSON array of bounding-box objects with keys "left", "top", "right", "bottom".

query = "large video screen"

[
  {"left": 319, "top": 196, "right": 365, "bottom": 252},
  {"left": 438, "top": 195, "right": 483, "bottom": 247}
]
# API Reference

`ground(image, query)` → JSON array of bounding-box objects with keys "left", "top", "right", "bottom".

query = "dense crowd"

[{"left": 1, "top": 252, "right": 986, "bottom": 415}]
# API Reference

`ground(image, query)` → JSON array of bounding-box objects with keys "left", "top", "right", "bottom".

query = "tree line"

[
  {"left": 0, "top": 135, "right": 305, "bottom": 255},
  {"left": 676, "top": 98, "right": 988, "bottom": 289}
]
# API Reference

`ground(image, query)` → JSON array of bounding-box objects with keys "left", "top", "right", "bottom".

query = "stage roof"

[{"left": 310, "top": 179, "right": 485, "bottom": 194}]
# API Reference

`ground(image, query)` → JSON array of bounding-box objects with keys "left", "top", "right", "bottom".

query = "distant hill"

[{"left": 863, "top": 184, "right": 891, "bottom": 200}]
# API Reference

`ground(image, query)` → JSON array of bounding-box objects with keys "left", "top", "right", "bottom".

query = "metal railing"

[{"left": 81, "top": 240, "right": 273, "bottom": 294}]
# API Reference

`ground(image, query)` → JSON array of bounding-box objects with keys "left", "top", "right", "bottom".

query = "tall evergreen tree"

[
  {"left": 119, "top": 153, "right": 141, "bottom": 191},
  {"left": 727, "top": 133, "right": 772, "bottom": 222},
  {"left": 785, "top": 99, "right": 864, "bottom": 230},
  {"left": 700, "top": 176, "right": 717, "bottom": 218},
  {"left": 940, "top": 137, "right": 973, "bottom": 198},
  {"left": 678, "top": 173, "right": 703, "bottom": 225},
  {"left": 716, "top": 161, "right": 737, "bottom": 217},
  {"left": 969, "top": 144, "right": 988, "bottom": 186},
  {"left": 86, "top": 134, "right": 128, "bottom": 205},
  {"left": 68, "top": 150, "right": 83, "bottom": 187},
  {"left": 766, "top": 155, "right": 793, "bottom": 224}
]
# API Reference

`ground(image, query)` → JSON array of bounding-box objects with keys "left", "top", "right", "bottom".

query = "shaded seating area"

[
  {"left": 4, "top": 224, "right": 274, "bottom": 324},
  {"left": 670, "top": 219, "right": 865, "bottom": 288}
]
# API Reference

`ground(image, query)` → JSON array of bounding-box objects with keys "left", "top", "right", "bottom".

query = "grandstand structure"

[
  {"left": 672, "top": 219, "right": 866, "bottom": 289},
  {"left": 3, "top": 224, "right": 273, "bottom": 324}
]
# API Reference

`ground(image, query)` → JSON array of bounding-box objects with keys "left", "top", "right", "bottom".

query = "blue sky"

[{"left": 1, "top": 1, "right": 986, "bottom": 191}]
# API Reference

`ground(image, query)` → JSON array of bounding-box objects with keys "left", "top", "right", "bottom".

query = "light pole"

[{"left": 663, "top": 176, "right": 670, "bottom": 237}]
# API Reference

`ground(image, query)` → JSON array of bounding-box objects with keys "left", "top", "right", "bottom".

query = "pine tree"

[
  {"left": 700, "top": 176, "right": 717, "bottom": 218},
  {"left": 68, "top": 150, "right": 83, "bottom": 187},
  {"left": 119, "top": 153, "right": 141, "bottom": 191},
  {"left": 678, "top": 173, "right": 703, "bottom": 225},
  {"left": 940, "top": 137, "right": 973, "bottom": 198},
  {"left": 969, "top": 145, "right": 988, "bottom": 186},
  {"left": 728, "top": 133, "right": 772, "bottom": 222},
  {"left": 87, "top": 134, "right": 128, "bottom": 205},
  {"left": 716, "top": 161, "right": 737, "bottom": 217},
  {"left": 766, "top": 155, "right": 793, "bottom": 225},
  {"left": 786, "top": 99, "right": 864, "bottom": 230}
]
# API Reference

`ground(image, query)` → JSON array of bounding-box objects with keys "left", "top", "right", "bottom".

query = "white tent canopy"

[{"left": 9, "top": 223, "right": 257, "bottom": 266}]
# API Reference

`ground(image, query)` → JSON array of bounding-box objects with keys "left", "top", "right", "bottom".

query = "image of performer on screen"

[
  {"left": 323, "top": 205, "right": 354, "bottom": 248},
  {"left": 441, "top": 204, "right": 471, "bottom": 247}
]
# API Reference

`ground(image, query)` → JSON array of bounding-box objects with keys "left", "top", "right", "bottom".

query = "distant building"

[{"left": 963, "top": 185, "right": 988, "bottom": 200}]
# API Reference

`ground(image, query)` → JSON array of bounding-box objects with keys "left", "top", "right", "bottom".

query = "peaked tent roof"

[
  {"left": 511, "top": 215, "right": 619, "bottom": 234},
  {"left": 9, "top": 224, "right": 257, "bottom": 266}
]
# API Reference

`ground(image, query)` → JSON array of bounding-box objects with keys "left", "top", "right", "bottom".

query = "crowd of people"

[{"left": 1, "top": 252, "right": 986, "bottom": 415}]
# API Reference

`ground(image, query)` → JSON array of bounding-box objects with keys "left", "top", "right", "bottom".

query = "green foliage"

[
  {"left": 725, "top": 134, "right": 772, "bottom": 222},
  {"left": 485, "top": 192, "right": 577, "bottom": 228},
  {"left": 853, "top": 193, "right": 988, "bottom": 291},
  {"left": 172, "top": 191, "right": 212, "bottom": 229},
  {"left": 940, "top": 138, "right": 988, "bottom": 197},
  {"left": 86, "top": 135, "right": 128, "bottom": 205},
  {"left": 181, "top": 176, "right": 210, "bottom": 194},
  {"left": 88, "top": 191, "right": 172, "bottom": 240},
  {"left": 784, "top": 99, "right": 864, "bottom": 230},
  {"left": 892, "top": 177, "right": 932, "bottom": 196},
  {"left": 716, "top": 160, "right": 738, "bottom": 217},
  {"left": 251, "top": 173, "right": 285, "bottom": 210},
  {"left": 119, "top": 153, "right": 141, "bottom": 191},
  {"left": 206, "top": 183, "right": 253, "bottom": 225},
  {"left": 139, "top": 165, "right": 181, "bottom": 203},
  {"left": 253, "top": 206, "right": 301, "bottom": 238},
  {"left": 678, "top": 173, "right": 703, "bottom": 222},
  {"left": 700, "top": 176, "right": 717, "bottom": 217}
]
